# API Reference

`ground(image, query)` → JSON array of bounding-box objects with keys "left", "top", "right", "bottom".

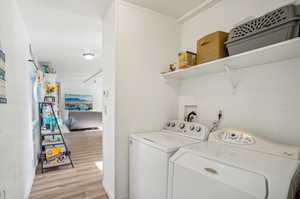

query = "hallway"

[{"left": 29, "top": 131, "right": 108, "bottom": 199}]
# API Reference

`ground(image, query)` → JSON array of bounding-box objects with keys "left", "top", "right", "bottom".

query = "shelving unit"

[
  {"left": 42, "top": 140, "right": 64, "bottom": 146},
  {"left": 39, "top": 102, "right": 74, "bottom": 173},
  {"left": 41, "top": 130, "right": 61, "bottom": 136},
  {"left": 43, "top": 156, "right": 72, "bottom": 169},
  {"left": 160, "top": 38, "right": 300, "bottom": 83}
]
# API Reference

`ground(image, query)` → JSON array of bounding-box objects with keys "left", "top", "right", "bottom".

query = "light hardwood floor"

[{"left": 29, "top": 131, "right": 108, "bottom": 199}]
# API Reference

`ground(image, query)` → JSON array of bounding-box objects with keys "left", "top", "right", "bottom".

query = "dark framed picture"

[{"left": 0, "top": 48, "right": 7, "bottom": 104}]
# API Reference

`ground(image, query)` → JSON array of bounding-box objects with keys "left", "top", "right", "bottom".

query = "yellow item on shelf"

[
  {"left": 178, "top": 51, "right": 197, "bottom": 69},
  {"left": 44, "top": 84, "right": 58, "bottom": 93},
  {"left": 46, "top": 147, "right": 63, "bottom": 162}
]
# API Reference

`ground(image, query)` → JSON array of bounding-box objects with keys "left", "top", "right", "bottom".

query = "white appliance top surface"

[
  {"left": 210, "top": 129, "right": 300, "bottom": 160},
  {"left": 130, "top": 132, "right": 202, "bottom": 153},
  {"left": 130, "top": 120, "right": 209, "bottom": 153},
  {"left": 171, "top": 141, "right": 300, "bottom": 177}
]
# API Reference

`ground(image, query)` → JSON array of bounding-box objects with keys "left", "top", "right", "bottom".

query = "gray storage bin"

[{"left": 226, "top": 4, "right": 300, "bottom": 56}]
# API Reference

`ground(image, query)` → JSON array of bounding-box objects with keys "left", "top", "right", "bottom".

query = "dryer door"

[{"left": 168, "top": 153, "right": 268, "bottom": 199}]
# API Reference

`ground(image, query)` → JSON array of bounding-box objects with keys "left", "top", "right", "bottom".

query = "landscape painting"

[
  {"left": 0, "top": 48, "right": 7, "bottom": 104},
  {"left": 65, "top": 94, "right": 93, "bottom": 110}
]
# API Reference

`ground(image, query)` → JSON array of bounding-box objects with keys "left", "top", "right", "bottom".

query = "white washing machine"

[
  {"left": 168, "top": 129, "right": 300, "bottom": 199},
  {"left": 129, "top": 120, "right": 209, "bottom": 199}
]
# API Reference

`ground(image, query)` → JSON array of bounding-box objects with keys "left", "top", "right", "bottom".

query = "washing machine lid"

[
  {"left": 130, "top": 132, "right": 201, "bottom": 153},
  {"left": 169, "top": 142, "right": 300, "bottom": 199},
  {"left": 170, "top": 142, "right": 300, "bottom": 177},
  {"left": 169, "top": 152, "right": 268, "bottom": 199}
]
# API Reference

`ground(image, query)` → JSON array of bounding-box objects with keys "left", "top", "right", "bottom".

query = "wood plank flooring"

[{"left": 29, "top": 131, "right": 108, "bottom": 199}]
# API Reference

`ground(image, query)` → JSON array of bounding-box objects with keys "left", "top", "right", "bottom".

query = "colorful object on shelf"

[
  {"left": 178, "top": 51, "right": 197, "bottom": 69},
  {"left": 42, "top": 105, "right": 58, "bottom": 131},
  {"left": 44, "top": 84, "right": 57, "bottom": 96},
  {"left": 42, "top": 64, "right": 56, "bottom": 74},
  {"left": 65, "top": 94, "right": 93, "bottom": 110},
  {"left": 46, "top": 147, "right": 65, "bottom": 162},
  {"left": 0, "top": 48, "right": 7, "bottom": 104},
  {"left": 42, "top": 64, "right": 49, "bottom": 73}
]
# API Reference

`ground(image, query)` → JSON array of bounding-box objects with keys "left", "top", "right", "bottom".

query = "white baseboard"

[
  {"left": 117, "top": 194, "right": 129, "bottom": 199},
  {"left": 103, "top": 181, "right": 114, "bottom": 199},
  {"left": 24, "top": 169, "right": 35, "bottom": 199},
  {"left": 102, "top": 180, "right": 128, "bottom": 199}
]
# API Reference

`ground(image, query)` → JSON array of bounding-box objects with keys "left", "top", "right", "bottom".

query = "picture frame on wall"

[
  {"left": 0, "top": 48, "right": 7, "bottom": 104},
  {"left": 65, "top": 94, "right": 93, "bottom": 111}
]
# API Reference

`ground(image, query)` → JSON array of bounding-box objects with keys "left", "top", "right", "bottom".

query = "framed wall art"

[
  {"left": 0, "top": 48, "right": 7, "bottom": 104},
  {"left": 65, "top": 94, "right": 93, "bottom": 111}
]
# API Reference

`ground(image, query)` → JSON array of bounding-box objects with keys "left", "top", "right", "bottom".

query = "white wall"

[
  {"left": 102, "top": 1, "right": 117, "bottom": 198},
  {"left": 102, "top": 1, "right": 300, "bottom": 198},
  {"left": 114, "top": 2, "right": 179, "bottom": 198},
  {"left": 179, "top": 0, "right": 300, "bottom": 146},
  {"left": 0, "top": 0, "right": 35, "bottom": 198}
]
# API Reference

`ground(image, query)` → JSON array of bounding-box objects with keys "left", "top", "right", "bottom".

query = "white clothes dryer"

[{"left": 168, "top": 129, "right": 300, "bottom": 199}]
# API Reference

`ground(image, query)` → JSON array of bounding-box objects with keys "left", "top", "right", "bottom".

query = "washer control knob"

[
  {"left": 196, "top": 126, "right": 202, "bottom": 132},
  {"left": 166, "top": 122, "right": 171, "bottom": 127},
  {"left": 190, "top": 125, "right": 195, "bottom": 131},
  {"left": 171, "top": 122, "right": 176, "bottom": 127},
  {"left": 179, "top": 123, "right": 185, "bottom": 129}
]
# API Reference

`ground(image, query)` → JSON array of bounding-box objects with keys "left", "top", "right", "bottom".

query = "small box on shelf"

[
  {"left": 197, "top": 31, "right": 229, "bottom": 65},
  {"left": 178, "top": 51, "right": 197, "bottom": 69}
]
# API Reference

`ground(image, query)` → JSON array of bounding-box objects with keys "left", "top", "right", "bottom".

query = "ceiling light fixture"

[{"left": 83, "top": 52, "right": 95, "bottom": 60}]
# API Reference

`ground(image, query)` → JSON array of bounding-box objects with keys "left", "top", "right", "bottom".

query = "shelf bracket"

[{"left": 224, "top": 64, "right": 239, "bottom": 94}]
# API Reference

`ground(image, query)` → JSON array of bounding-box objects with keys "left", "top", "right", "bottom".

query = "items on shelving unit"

[
  {"left": 160, "top": 37, "right": 300, "bottom": 82},
  {"left": 161, "top": 4, "right": 300, "bottom": 78},
  {"left": 0, "top": 46, "right": 7, "bottom": 104},
  {"left": 178, "top": 51, "right": 197, "bottom": 69},
  {"left": 39, "top": 61, "right": 62, "bottom": 121},
  {"left": 41, "top": 63, "right": 56, "bottom": 74},
  {"left": 39, "top": 102, "right": 74, "bottom": 173},
  {"left": 225, "top": 4, "right": 300, "bottom": 56},
  {"left": 197, "top": 31, "right": 228, "bottom": 64}
]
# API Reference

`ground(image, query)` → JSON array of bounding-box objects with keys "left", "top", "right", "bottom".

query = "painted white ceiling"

[
  {"left": 17, "top": 0, "right": 111, "bottom": 76},
  {"left": 124, "top": 0, "right": 207, "bottom": 18}
]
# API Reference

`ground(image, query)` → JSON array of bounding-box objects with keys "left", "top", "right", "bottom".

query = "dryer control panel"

[
  {"left": 214, "top": 129, "right": 255, "bottom": 145},
  {"left": 210, "top": 129, "right": 300, "bottom": 160},
  {"left": 163, "top": 120, "right": 209, "bottom": 141}
]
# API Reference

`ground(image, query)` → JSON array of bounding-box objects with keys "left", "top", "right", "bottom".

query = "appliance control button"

[
  {"left": 196, "top": 126, "right": 202, "bottom": 132},
  {"left": 179, "top": 123, "right": 185, "bottom": 129},
  {"left": 229, "top": 133, "right": 239, "bottom": 140},
  {"left": 171, "top": 122, "right": 176, "bottom": 127},
  {"left": 166, "top": 122, "right": 171, "bottom": 127},
  {"left": 190, "top": 125, "right": 195, "bottom": 131}
]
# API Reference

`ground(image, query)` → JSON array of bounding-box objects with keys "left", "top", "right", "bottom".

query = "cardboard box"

[
  {"left": 178, "top": 51, "right": 197, "bottom": 69},
  {"left": 197, "top": 31, "right": 229, "bottom": 64}
]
